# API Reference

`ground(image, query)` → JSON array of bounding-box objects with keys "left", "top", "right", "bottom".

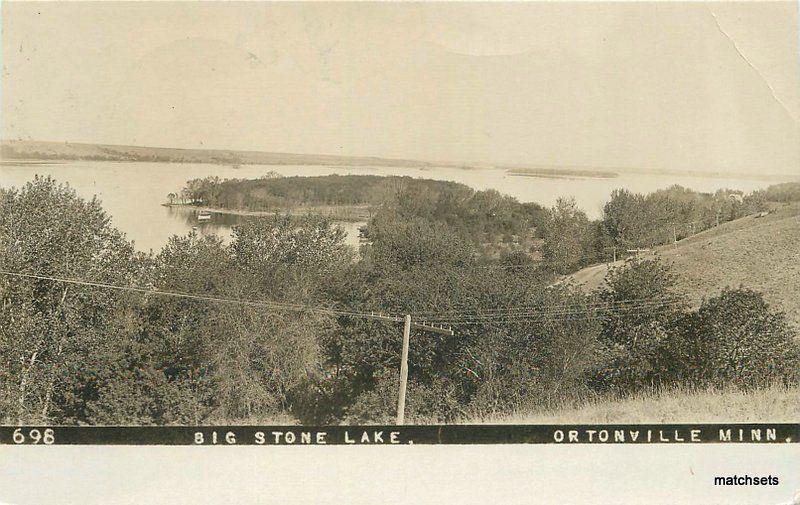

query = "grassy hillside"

[
  {"left": 568, "top": 202, "right": 800, "bottom": 326},
  {"left": 462, "top": 384, "right": 800, "bottom": 424},
  {"left": 0, "top": 139, "right": 442, "bottom": 168}
]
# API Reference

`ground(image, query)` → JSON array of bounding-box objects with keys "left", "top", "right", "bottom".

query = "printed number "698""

[{"left": 13, "top": 428, "right": 55, "bottom": 445}]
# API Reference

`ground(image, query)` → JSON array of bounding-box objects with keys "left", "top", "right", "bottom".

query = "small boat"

[{"left": 197, "top": 211, "right": 212, "bottom": 222}]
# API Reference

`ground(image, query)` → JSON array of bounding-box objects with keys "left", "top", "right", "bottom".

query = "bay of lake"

[{"left": 0, "top": 160, "right": 789, "bottom": 253}]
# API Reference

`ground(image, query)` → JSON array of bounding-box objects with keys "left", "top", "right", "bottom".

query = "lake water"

[{"left": 0, "top": 160, "right": 791, "bottom": 253}]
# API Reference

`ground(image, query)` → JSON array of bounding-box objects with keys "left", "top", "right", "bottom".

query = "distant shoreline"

[
  {"left": 164, "top": 203, "right": 372, "bottom": 223},
  {"left": 3, "top": 138, "right": 798, "bottom": 182},
  {"left": 507, "top": 168, "right": 619, "bottom": 180},
  {"left": 0, "top": 159, "right": 66, "bottom": 166},
  {"left": 0, "top": 139, "right": 455, "bottom": 171}
]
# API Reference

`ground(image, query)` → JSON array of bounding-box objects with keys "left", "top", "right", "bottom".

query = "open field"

[
  {"left": 462, "top": 385, "right": 800, "bottom": 424},
  {"left": 568, "top": 202, "right": 800, "bottom": 327}
]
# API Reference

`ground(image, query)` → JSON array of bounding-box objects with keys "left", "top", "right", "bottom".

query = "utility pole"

[
  {"left": 603, "top": 246, "right": 617, "bottom": 263},
  {"left": 397, "top": 315, "right": 411, "bottom": 425},
  {"left": 366, "top": 312, "right": 454, "bottom": 425}
]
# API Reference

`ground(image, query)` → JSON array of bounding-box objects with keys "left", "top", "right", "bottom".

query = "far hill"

[
  {"left": 0, "top": 139, "right": 446, "bottom": 169},
  {"left": 567, "top": 202, "right": 800, "bottom": 327}
]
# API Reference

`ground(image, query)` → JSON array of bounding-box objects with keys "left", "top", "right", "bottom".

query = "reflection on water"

[
  {"left": 164, "top": 206, "right": 240, "bottom": 244},
  {"left": 167, "top": 206, "right": 245, "bottom": 227},
  {"left": 0, "top": 160, "right": 791, "bottom": 253}
]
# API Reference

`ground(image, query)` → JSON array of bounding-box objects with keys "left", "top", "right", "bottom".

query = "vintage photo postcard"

[{"left": 1, "top": 1, "right": 798, "bottom": 503}]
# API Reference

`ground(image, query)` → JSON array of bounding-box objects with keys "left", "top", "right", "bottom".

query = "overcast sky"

[{"left": 2, "top": 2, "right": 798, "bottom": 175}]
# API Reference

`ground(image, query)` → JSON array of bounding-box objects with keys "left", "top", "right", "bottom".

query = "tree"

[
  {"left": 541, "top": 197, "right": 593, "bottom": 274},
  {"left": 602, "top": 188, "right": 649, "bottom": 249},
  {"left": 312, "top": 215, "right": 478, "bottom": 421},
  {"left": 0, "top": 177, "right": 143, "bottom": 423},
  {"left": 317, "top": 210, "right": 602, "bottom": 422},
  {"left": 220, "top": 216, "right": 351, "bottom": 420},
  {"left": 132, "top": 215, "right": 353, "bottom": 423},
  {"left": 590, "top": 257, "right": 688, "bottom": 393},
  {"left": 462, "top": 279, "right": 599, "bottom": 417}
]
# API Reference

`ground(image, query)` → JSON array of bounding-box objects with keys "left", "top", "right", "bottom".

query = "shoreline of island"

[{"left": 163, "top": 202, "right": 373, "bottom": 223}]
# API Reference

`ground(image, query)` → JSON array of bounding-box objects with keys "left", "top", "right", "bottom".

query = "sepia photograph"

[{"left": 0, "top": 0, "right": 799, "bottom": 503}]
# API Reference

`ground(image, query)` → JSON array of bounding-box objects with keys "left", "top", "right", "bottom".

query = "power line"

[
  {"left": 409, "top": 296, "right": 684, "bottom": 319},
  {"left": 0, "top": 269, "right": 459, "bottom": 335},
  {"left": 419, "top": 299, "right": 682, "bottom": 320},
  {"left": 0, "top": 270, "right": 376, "bottom": 320},
  {"left": 412, "top": 297, "right": 679, "bottom": 316},
  {"left": 434, "top": 306, "right": 684, "bottom": 326},
  {"left": 433, "top": 305, "right": 684, "bottom": 326},
  {"left": 0, "top": 269, "right": 683, "bottom": 328},
  {"left": 414, "top": 298, "right": 685, "bottom": 325}
]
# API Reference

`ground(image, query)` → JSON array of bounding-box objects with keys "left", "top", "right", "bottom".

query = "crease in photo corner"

[
  {"left": 776, "top": 489, "right": 800, "bottom": 505},
  {"left": 706, "top": 5, "right": 799, "bottom": 127}
]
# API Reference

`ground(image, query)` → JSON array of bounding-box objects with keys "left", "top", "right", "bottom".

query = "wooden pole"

[
  {"left": 363, "top": 312, "right": 450, "bottom": 424},
  {"left": 396, "top": 314, "right": 411, "bottom": 425}
]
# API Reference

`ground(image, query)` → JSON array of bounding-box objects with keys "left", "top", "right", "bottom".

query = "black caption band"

[{"left": 2, "top": 424, "right": 798, "bottom": 446}]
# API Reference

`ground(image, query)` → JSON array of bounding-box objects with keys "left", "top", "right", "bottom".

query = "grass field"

[
  {"left": 568, "top": 202, "right": 800, "bottom": 327},
  {"left": 462, "top": 385, "right": 800, "bottom": 424}
]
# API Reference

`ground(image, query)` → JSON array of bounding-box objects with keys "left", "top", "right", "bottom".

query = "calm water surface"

[{"left": 0, "top": 160, "right": 788, "bottom": 253}]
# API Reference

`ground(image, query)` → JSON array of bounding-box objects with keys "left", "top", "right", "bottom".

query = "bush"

[
  {"left": 590, "top": 259, "right": 800, "bottom": 394},
  {"left": 590, "top": 257, "right": 687, "bottom": 393},
  {"left": 342, "top": 371, "right": 463, "bottom": 424},
  {"left": 87, "top": 366, "right": 218, "bottom": 425},
  {"left": 684, "top": 288, "right": 800, "bottom": 388}
]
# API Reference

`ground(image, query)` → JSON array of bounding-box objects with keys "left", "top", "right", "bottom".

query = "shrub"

[
  {"left": 87, "top": 366, "right": 218, "bottom": 425},
  {"left": 590, "top": 257, "right": 687, "bottom": 393},
  {"left": 684, "top": 288, "right": 800, "bottom": 388},
  {"left": 342, "top": 371, "right": 463, "bottom": 424}
]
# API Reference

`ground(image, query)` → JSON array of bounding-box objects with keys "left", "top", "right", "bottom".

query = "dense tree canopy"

[
  {"left": 0, "top": 177, "right": 143, "bottom": 422},
  {"left": 601, "top": 185, "right": 766, "bottom": 250},
  {"left": 1, "top": 177, "right": 797, "bottom": 424}
]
